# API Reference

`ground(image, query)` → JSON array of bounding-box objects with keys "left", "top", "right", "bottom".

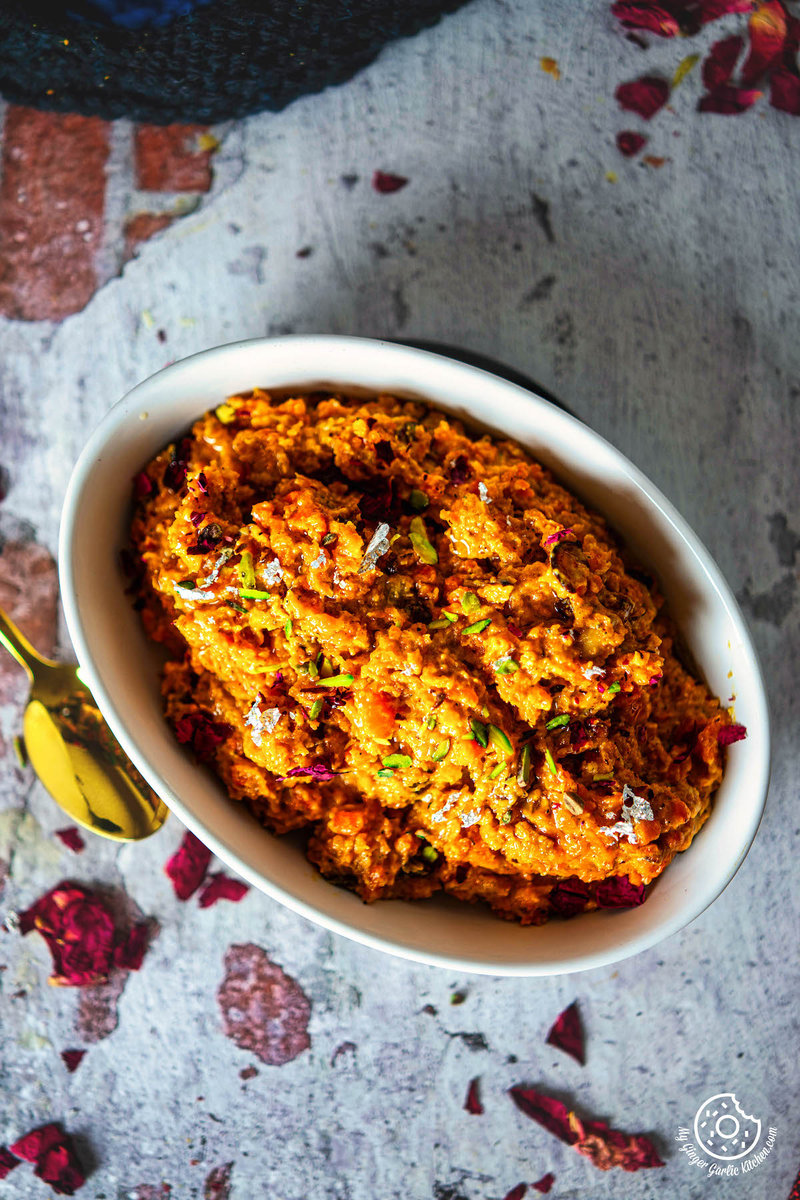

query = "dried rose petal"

[
  {"left": 509, "top": 1087, "right": 581, "bottom": 1145},
  {"left": 204, "top": 1162, "right": 233, "bottom": 1200},
  {"left": 616, "top": 130, "right": 648, "bottom": 156},
  {"left": 9, "top": 1124, "right": 86, "bottom": 1195},
  {"left": 546, "top": 1000, "right": 585, "bottom": 1065},
  {"left": 770, "top": 65, "right": 800, "bottom": 112},
  {"left": 60, "top": 1049, "right": 86, "bottom": 1073},
  {"left": 19, "top": 884, "right": 116, "bottom": 987},
  {"left": 464, "top": 1077, "right": 484, "bottom": 1115},
  {"left": 596, "top": 876, "right": 647, "bottom": 908},
  {"left": 173, "top": 711, "right": 231, "bottom": 763},
  {"left": 218, "top": 942, "right": 311, "bottom": 1065},
  {"left": 509, "top": 1087, "right": 664, "bottom": 1171},
  {"left": 280, "top": 763, "right": 341, "bottom": 782},
  {"left": 165, "top": 830, "right": 212, "bottom": 900},
  {"left": 740, "top": 0, "right": 787, "bottom": 84},
  {"left": 198, "top": 873, "right": 250, "bottom": 909},
  {"left": 532, "top": 1175, "right": 555, "bottom": 1195},
  {"left": 503, "top": 1186, "right": 528, "bottom": 1200},
  {"left": 112, "top": 921, "right": 151, "bottom": 970},
  {"left": 0, "top": 1147, "right": 20, "bottom": 1180},
  {"left": 132, "top": 471, "right": 154, "bottom": 500},
  {"left": 698, "top": 84, "right": 762, "bottom": 112},
  {"left": 186, "top": 522, "right": 223, "bottom": 555},
  {"left": 549, "top": 877, "right": 591, "bottom": 917},
  {"left": 372, "top": 170, "right": 409, "bottom": 194},
  {"left": 717, "top": 722, "right": 747, "bottom": 744},
  {"left": 611, "top": 3, "right": 680, "bottom": 36},
  {"left": 702, "top": 35, "right": 744, "bottom": 88},
  {"left": 197, "top": 471, "right": 209, "bottom": 494},
  {"left": 163, "top": 437, "right": 192, "bottom": 492},
  {"left": 615, "top": 76, "right": 670, "bottom": 119},
  {"left": 545, "top": 527, "right": 573, "bottom": 545},
  {"left": 357, "top": 475, "right": 402, "bottom": 524},
  {"left": 54, "top": 827, "right": 85, "bottom": 854}
]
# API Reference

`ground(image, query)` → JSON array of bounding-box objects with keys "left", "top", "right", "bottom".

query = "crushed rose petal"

[
  {"left": 616, "top": 130, "right": 648, "bottom": 156},
  {"left": 702, "top": 35, "right": 744, "bottom": 89},
  {"left": 19, "top": 884, "right": 116, "bottom": 987},
  {"left": 740, "top": 0, "right": 787, "bottom": 85},
  {"left": 545, "top": 1000, "right": 585, "bottom": 1065},
  {"left": 717, "top": 722, "right": 747, "bottom": 745},
  {"left": 198, "top": 873, "right": 250, "bottom": 909},
  {"left": 60, "top": 1049, "right": 86, "bottom": 1074},
  {"left": 503, "top": 1185, "right": 528, "bottom": 1200},
  {"left": 372, "top": 170, "right": 409, "bottom": 194},
  {"left": 532, "top": 1175, "right": 556, "bottom": 1195},
  {"left": 112, "top": 921, "right": 151, "bottom": 970},
  {"left": 165, "top": 831, "right": 212, "bottom": 900},
  {"left": 132, "top": 471, "right": 153, "bottom": 500},
  {"left": 55, "top": 827, "right": 85, "bottom": 854},
  {"left": 615, "top": 76, "right": 670, "bottom": 119},
  {"left": 173, "top": 711, "right": 231, "bottom": 763},
  {"left": 0, "top": 1147, "right": 20, "bottom": 1180},
  {"left": 698, "top": 84, "right": 762, "bottom": 112},
  {"left": 9, "top": 1123, "right": 87, "bottom": 1195},
  {"left": 464, "top": 1077, "right": 484, "bottom": 1115},
  {"left": 611, "top": 2, "right": 680, "bottom": 36},
  {"left": 545, "top": 527, "right": 573, "bottom": 545},
  {"left": 509, "top": 1087, "right": 665, "bottom": 1171},
  {"left": 770, "top": 65, "right": 800, "bottom": 112},
  {"left": 279, "top": 762, "right": 341, "bottom": 782},
  {"left": 596, "top": 876, "right": 647, "bottom": 907}
]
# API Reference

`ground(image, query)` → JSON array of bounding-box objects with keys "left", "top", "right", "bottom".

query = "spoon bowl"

[{"left": 0, "top": 608, "right": 168, "bottom": 841}]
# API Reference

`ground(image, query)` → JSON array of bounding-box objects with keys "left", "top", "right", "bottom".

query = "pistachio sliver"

[{"left": 409, "top": 516, "right": 438, "bottom": 565}]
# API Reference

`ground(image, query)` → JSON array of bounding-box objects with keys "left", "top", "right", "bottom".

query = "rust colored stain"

[
  {"left": 0, "top": 106, "right": 109, "bottom": 322},
  {"left": 0, "top": 858, "right": 8, "bottom": 899},
  {"left": 204, "top": 1162, "right": 233, "bottom": 1200},
  {"left": 134, "top": 124, "right": 215, "bottom": 192},
  {"left": 74, "top": 889, "right": 156, "bottom": 1043},
  {"left": 124, "top": 212, "right": 175, "bottom": 262},
  {"left": 0, "top": 539, "right": 59, "bottom": 710},
  {"left": 217, "top": 943, "right": 311, "bottom": 1066},
  {"left": 129, "top": 1187, "right": 172, "bottom": 1199}
]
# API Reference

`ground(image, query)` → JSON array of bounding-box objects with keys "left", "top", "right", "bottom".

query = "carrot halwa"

[{"left": 130, "top": 388, "right": 736, "bottom": 924}]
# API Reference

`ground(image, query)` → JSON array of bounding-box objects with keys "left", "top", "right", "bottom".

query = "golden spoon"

[{"left": 0, "top": 607, "right": 168, "bottom": 841}]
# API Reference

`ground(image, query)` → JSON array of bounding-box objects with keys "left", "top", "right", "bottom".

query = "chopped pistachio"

[
  {"left": 563, "top": 792, "right": 584, "bottom": 816},
  {"left": 494, "top": 658, "right": 519, "bottom": 675},
  {"left": 409, "top": 516, "right": 438, "bottom": 565},
  {"left": 425, "top": 714, "right": 437, "bottom": 730},
  {"left": 488, "top": 724, "right": 512, "bottom": 754},
  {"left": 443, "top": 612, "right": 458, "bottom": 623},
  {"left": 284, "top": 619, "right": 293, "bottom": 637},
  {"left": 517, "top": 744, "right": 532, "bottom": 789},
  {"left": 215, "top": 402, "right": 237, "bottom": 424},
  {"left": 463, "top": 618, "right": 492, "bottom": 636},
  {"left": 409, "top": 489, "right": 429, "bottom": 511},
  {"left": 606, "top": 682, "right": 621, "bottom": 695},
  {"left": 377, "top": 767, "right": 395, "bottom": 779},
  {"left": 177, "top": 577, "right": 196, "bottom": 589},
  {"left": 431, "top": 739, "right": 450, "bottom": 762},
  {"left": 238, "top": 550, "right": 256, "bottom": 589},
  {"left": 544, "top": 748, "right": 558, "bottom": 777},
  {"left": 225, "top": 599, "right": 248, "bottom": 613},
  {"left": 322, "top": 532, "right": 338, "bottom": 545},
  {"left": 489, "top": 763, "right": 505, "bottom": 780},
  {"left": 320, "top": 655, "right": 335, "bottom": 678},
  {"left": 500, "top": 809, "right": 514, "bottom": 824},
  {"left": 461, "top": 592, "right": 479, "bottom": 615},
  {"left": 428, "top": 618, "right": 452, "bottom": 630},
  {"left": 309, "top": 698, "right": 323, "bottom": 720},
  {"left": 421, "top": 845, "right": 438, "bottom": 862},
  {"left": 307, "top": 659, "right": 320, "bottom": 681},
  {"left": 239, "top": 588, "right": 271, "bottom": 601},
  {"left": 382, "top": 754, "right": 412, "bottom": 770},
  {"left": 592, "top": 771, "right": 615, "bottom": 782},
  {"left": 415, "top": 830, "right": 427, "bottom": 839},
  {"left": 318, "top": 673, "right": 354, "bottom": 687},
  {"left": 470, "top": 718, "right": 488, "bottom": 748},
  {"left": 546, "top": 714, "right": 570, "bottom": 730}
]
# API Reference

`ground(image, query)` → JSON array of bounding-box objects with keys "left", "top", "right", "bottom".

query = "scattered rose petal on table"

[
  {"left": 699, "top": 84, "right": 762, "bottom": 112},
  {"left": 509, "top": 1086, "right": 665, "bottom": 1171},
  {"left": 330, "top": 1041, "right": 357, "bottom": 1066},
  {"left": 770, "top": 65, "right": 800, "bottom": 112},
  {"left": 218, "top": 943, "right": 311, "bottom": 1065},
  {"left": 610, "top": 3, "right": 680, "bottom": 36},
  {"left": 464, "top": 1077, "right": 484, "bottom": 1115},
  {"left": 165, "top": 830, "right": 212, "bottom": 900},
  {"left": 204, "top": 1161, "right": 233, "bottom": 1200},
  {"left": 0, "top": 1146, "right": 20, "bottom": 1179},
  {"left": 703, "top": 35, "right": 745, "bottom": 88},
  {"left": 615, "top": 76, "right": 670, "bottom": 118},
  {"left": 545, "top": 1001, "right": 585, "bottom": 1065},
  {"left": 372, "top": 170, "right": 409, "bottom": 194},
  {"left": 740, "top": 0, "right": 787, "bottom": 85},
  {"left": 616, "top": 130, "right": 648, "bottom": 156},
  {"left": 19, "top": 883, "right": 117, "bottom": 987},
  {"left": 198, "top": 873, "right": 249, "bottom": 909},
  {"left": 60, "top": 1049, "right": 86, "bottom": 1073},
  {"left": 502, "top": 1185, "right": 527, "bottom": 1200},
  {"left": 9, "top": 1123, "right": 87, "bottom": 1195},
  {"left": 55, "top": 827, "right": 85, "bottom": 854},
  {"left": 532, "top": 1174, "right": 556, "bottom": 1194}
]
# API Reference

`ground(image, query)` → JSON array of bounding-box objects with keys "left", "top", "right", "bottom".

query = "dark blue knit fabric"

[{"left": 0, "top": 0, "right": 471, "bottom": 124}]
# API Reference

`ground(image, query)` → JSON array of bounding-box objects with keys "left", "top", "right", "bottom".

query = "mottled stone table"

[{"left": 1, "top": 2, "right": 798, "bottom": 1197}]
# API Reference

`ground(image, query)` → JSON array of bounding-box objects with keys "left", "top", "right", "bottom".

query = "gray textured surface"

[{"left": 1, "top": 1, "right": 799, "bottom": 1197}]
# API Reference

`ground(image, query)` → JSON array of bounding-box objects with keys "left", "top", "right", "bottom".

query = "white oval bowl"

[{"left": 59, "top": 336, "right": 770, "bottom": 976}]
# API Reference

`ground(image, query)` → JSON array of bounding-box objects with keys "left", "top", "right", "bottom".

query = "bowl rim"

[{"left": 58, "top": 334, "right": 771, "bottom": 976}]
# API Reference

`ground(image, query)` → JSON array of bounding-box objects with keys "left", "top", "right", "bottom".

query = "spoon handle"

[{"left": 0, "top": 607, "right": 48, "bottom": 681}]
